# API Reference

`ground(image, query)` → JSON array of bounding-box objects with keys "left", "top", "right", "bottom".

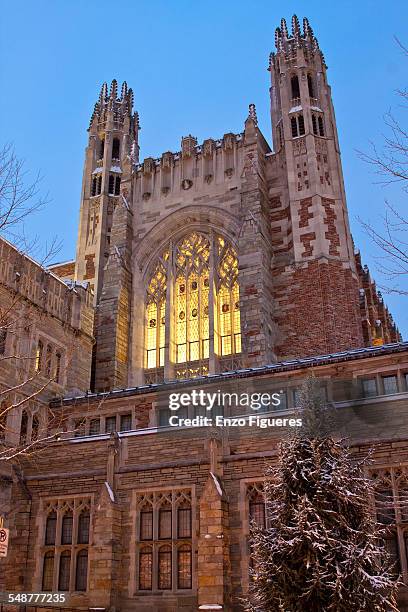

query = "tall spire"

[{"left": 272, "top": 15, "right": 321, "bottom": 62}]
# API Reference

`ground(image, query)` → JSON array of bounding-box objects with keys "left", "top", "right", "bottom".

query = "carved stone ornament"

[
  {"left": 203, "top": 139, "right": 215, "bottom": 158},
  {"left": 142, "top": 192, "right": 151, "bottom": 201},
  {"left": 161, "top": 152, "right": 173, "bottom": 170},
  {"left": 204, "top": 174, "right": 213, "bottom": 184},
  {"left": 143, "top": 158, "right": 155, "bottom": 175},
  {"left": 225, "top": 168, "right": 234, "bottom": 178},
  {"left": 223, "top": 133, "right": 235, "bottom": 151},
  {"left": 161, "top": 186, "right": 170, "bottom": 196},
  {"left": 181, "top": 179, "right": 193, "bottom": 190}
]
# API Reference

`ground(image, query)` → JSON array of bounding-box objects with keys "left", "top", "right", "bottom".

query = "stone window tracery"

[
  {"left": 41, "top": 497, "right": 91, "bottom": 593},
  {"left": 144, "top": 232, "right": 241, "bottom": 379},
  {"left": 136, "top": 489, "right": 193, "bottom": 593}
]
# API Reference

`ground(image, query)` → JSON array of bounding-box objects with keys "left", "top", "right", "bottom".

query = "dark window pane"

[
  {"left": 362, "top": 378, "right": 377, "bottom": 398},
  {"left": 75, "top": 550, "right": 88, "bottom": 591},
  {"left": 61, "top": 514, "right": 73, "bottom": 544},
  {"left": 139, "top": 547, "right": 152, "bottom": 590},
  {"left": 375, "top": 489, "right": 395, "bottom": 525},
  {"left": 250, "top": 499, "right": 266, "bottom": 529},
  {"left": 42, "top": 552, "right": 54, "bottom": 591},
  {"left": 58, "top": 551, "right": 71, "bottom": 591},
  {"left": 178, "top": 507, "right": 192, "bottom": 538},
  {"left": 112, "top": 138, "right": 120, "bottom": 159},
  {"left": 159, "top": 507, "right": 172, "bottom": 539},
  {"left": 158, "top": 546, "right": 172, "bottom": 590},
  {"left": 178, "top": 545, "right": 192, "bottom": 589},
  {"left": 105, "top": 416, "right": 116, "bottom": 433},
  {"left": 78, "top": 512, "right": 90, "bottom": 544},
  {"left": 115, "top": 176, "right": 121, "bottom": 195},
  {"left": 120, "top": 413, "right": 132, "bottom": 431},
  {"left": 108, "top": 174, "right": 115, "bottom": 194},
  {"left": 298, "top": 114, "right": 305, "bottom": 136},
  {"left": 291, "top": 117, "right": 298, "bottom": 138},
  {"left": 140, "top": 510, "right": 153, "bottom": 541},
  {"left": 291, "top": 75, "right": 300, "bottom": 99},
  {"left": 384, "top": 534, "right": 400, "bottom": 576},
  {"left": 318, "top": 115, "right": 324, "bottom": 136},
  {"left": 0, "top": 329, "right": 6, "bottom": 355},
  {"left": 383, "top": 376, "right": 398, "bottom": 395},
  {"left": 159, "top": 409, "right": 171, "bottom": 427},
  {"left": 45, "top": 512, "right": 57, "bottom": 545}
]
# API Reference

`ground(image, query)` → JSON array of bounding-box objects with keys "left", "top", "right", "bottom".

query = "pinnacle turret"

[
  {"left": 88, "top": 79, "right": 135, "bottom": 129},
  {"left": 272, "top": 15, "right": 322, "bottom": 62}
]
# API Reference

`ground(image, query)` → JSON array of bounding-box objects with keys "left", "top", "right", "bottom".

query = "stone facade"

[
  {"left": 62, "top": 15, "right": 399, "bottom": 393},
  {"left": 2, "top": 344, "right": 408, "bottom": 610}
]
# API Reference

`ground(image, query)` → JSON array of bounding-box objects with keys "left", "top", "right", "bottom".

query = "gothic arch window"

[
  {"left": 97, "top": 175, "right": 102, "bottom": 195},
  {"left": 61, "top": 511, "right": 73, "bottom": 545},
  {"left": 139, "top": 546, "right": 153, "bottom": 590},
  {"left": 307, "top": 73, "right": 315, "bottom": 99},
  {"left": 78, "top": 510, "right": 90, "bottom": 544},
  {"left": 42, "top": 551, "right": 54, "bottom": 591},
  {"left": 35, "top": 339, "right": 43, "bottom": 372},
  {"left": 318, "top": 115, "right": 325, "bottom": 137},
  {"left": 58, "top": 550, "right": 71, "bottom": 591},
  {"left": 312, "top": 114, "right": 318, "bottom": 135},
  {"left": 112, "top": 138, "right": 120, "bottom": 160},
  {"left": 91, "top": 177, "right": 97, "bottom": 197},
  {"left": 99, "top": 138, "right": 105, "bottom": 160},
  {"left": 108, "top": 174, "right": 115, "bottom": 194},
  {"left": 114, "top": 175, "right": 121, "bottom": 195},
  {"left": 55, "top": 352, "right": 62, "bottom": 383},
  {"left": 291, "top": 75, "right": 300, "bottom": 100},
  {"left": 145, "top": 255, "right": 167, "bottom": 369},
  {"left": 45, "top": 344, "right": 52, "bottom": 377},
  {"left": 177, "top": 544, "right": 192, "bottom": 589},
  {"left": 75, "top": 549, "right": 88, "bottom": 591},
  {"left": 20, "top": 410, "right": 28, "bottom": 445},
  {"left": 174, "top": 233, "right": 210, "bottom": 364},
  {"left": 45, "top": 511, "right": 57, "bottom": 545},
  {"left": 158, "top": 545, "right": 172, "bottom": 589},
  {"left": 144, "top": 232, "right": 241, "bottom": 379}
]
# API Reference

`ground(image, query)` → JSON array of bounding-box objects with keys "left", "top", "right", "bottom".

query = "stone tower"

[
  {"left": 74, "top": 80, "right": 139, "bottom": 302},
  {"left": 269, "top": 16, "right": 364, "bottom": 356}
]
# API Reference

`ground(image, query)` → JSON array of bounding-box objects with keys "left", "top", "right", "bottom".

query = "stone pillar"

[
  {"left": 88, "top": 482, "right": 121, "bottom": 610},
  {"left": 197, "top": 472, "right": 232, "bottom": 611}
]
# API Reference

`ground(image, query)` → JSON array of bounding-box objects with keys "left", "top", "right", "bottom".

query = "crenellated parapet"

[{"left": 133, "top": 131, "right": 246, "bottom": 205}]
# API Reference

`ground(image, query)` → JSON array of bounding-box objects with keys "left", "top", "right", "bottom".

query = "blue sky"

[{"left": 1, "top": 0, "right": 407, "bottom": 337}]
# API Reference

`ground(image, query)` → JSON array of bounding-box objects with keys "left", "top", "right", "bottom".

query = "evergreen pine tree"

[{"left": 245, "top": 377, "right": 399, "bottom": 611}]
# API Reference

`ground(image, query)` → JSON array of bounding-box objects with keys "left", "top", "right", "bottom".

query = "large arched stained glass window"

[
  {"left": 144, "top": 231, "right": 241, "bottom": 377},
  {"left": 175, "top": 233, "right": 210, "bottom": 364},
  {"left": 217, "top": 237, "right": 241, "bottom": 356},
  {"left": 145, "top": 253, "right": 168, "bottom": 369}
]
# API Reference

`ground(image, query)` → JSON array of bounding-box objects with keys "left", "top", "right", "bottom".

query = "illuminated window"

[
  {"left": 145, "top": 255, "right": 167, "bottom": 369},
  {"left": 217, "top": 238, "right": 241, "bottom": 356},
  {"left": 45, "top": 344, "right": 52, "bottom": 377},
  {"left": 139, "top": 546, "right": 153, "bottom": 589},
  {"left": 144, "top": 233, "right": 241, "bottom": 376},
  {"left": 35, "top": 340, "right": 43, "bottom": 372},
  {"left": 177, "top": 544, "right": 192, "bottom": 589},
  {"left": 175, "top": 233, "right": 210, "bottom": 364},
  {"left": 158, "top": 545, "right": 172, "bottom": 589}
]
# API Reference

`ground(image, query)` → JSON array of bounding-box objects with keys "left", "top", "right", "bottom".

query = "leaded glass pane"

[
  {"left": 58, "top": 551, "right": 71, "bottom": 591},
  {"left": 139, "top": 547, "right": 152, "bottom": 590},
  {"left": 42, "top": 552, "right": 54, "bottom": 591},
  {"left": 178, "top": 507, "right": 192, "bottom": 538},
  {"left": 177, "top": 545, "right": 192, "bottom": 589},
  {"left": 158, "top": 546, "right": 172, "bottom": 589},
  {"left": 61, "top": 513, "right": 73, "bottom": 545},
  {"left": 159, "top": 507, "right": 172, "bottom": 539},
  {"left": 75, "top": 550, "right": 88, "bottom": 591}
]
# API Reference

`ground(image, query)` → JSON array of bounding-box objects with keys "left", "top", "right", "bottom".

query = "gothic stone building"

[{"left": 1, "top": 14, "right": 408, "bottom": 612}]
